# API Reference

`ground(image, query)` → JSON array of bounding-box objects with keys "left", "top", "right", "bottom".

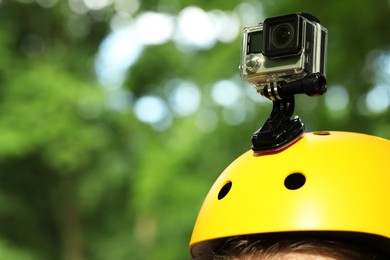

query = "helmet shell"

[{"left": 190, "top": 131, "right": 390, "bottom": 258}]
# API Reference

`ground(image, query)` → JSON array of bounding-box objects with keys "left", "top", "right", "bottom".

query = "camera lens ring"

[{"left": 271, "top": 23, "right": 294, "bottom": 49}]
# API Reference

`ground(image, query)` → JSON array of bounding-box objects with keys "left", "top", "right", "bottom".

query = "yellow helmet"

[{"left": 189, "top": 131, "right": 390, "bottom": 258}]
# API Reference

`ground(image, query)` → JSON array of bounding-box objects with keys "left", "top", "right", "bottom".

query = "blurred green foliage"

[{"left": 0, "top": 0, "right": 389, "bottom": 259}]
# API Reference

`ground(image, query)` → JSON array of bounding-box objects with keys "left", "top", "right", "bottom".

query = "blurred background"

[{"left": 0, "top": 0, "right": 389, "bottom": 259}]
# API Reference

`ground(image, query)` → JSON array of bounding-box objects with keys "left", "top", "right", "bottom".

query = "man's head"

[
  {"left": 189, "top": 132, "right": 390, "bottom": 259},
  {"left": 212, "top": 235, "right": 386, "bottom": 260}
]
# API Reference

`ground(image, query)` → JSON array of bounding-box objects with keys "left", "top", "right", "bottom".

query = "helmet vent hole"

[
  {"left": 218, "top": 182, "right": 232, "bottom": 200},
  {"left": 284, "top": 173, "right": 306, "bottom": 190},
  {"left": 313, "top": 131, "right": 330, "bottom": 136}
]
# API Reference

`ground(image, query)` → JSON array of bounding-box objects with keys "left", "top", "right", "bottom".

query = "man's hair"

[{"left": 211, "top": 234, "right": 387, "bottom": 260}]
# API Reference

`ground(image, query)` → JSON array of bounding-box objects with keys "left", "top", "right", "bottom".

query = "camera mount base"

[
  {"left": 251, "top": 73, "right": 327, "bottom": 152},
  {"left": 251, "top": 96, "right": 304, "bottom": 152}
]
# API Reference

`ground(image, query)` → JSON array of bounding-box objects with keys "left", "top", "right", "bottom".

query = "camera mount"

[{"left": 252, "top": 73, "right": 327, "bottom": 152}]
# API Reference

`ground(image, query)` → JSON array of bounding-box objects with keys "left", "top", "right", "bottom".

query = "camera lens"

[
  {"left": 262, "top": 13, "right": 302, "bottom": 58},
  {"left": 272, "top": 23, "right": 294, "bottom": 48}
]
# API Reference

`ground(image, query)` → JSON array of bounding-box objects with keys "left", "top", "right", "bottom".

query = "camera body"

[{"left": 240, "top": 13, "right": 328, "bottom": 96}]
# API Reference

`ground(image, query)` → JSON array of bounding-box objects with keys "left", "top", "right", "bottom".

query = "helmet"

[{"left": 189, "top": 131, "right": 390, "bottom": 258}]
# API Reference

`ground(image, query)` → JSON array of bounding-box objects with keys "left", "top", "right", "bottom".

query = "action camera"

[{"left": 240, "top": 13, "right": 328, "bottom": 97}]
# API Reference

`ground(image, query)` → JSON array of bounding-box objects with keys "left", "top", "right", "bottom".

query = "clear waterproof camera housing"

[{"left": 240, "top": 13, "right": 328, "bottom": 97}]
